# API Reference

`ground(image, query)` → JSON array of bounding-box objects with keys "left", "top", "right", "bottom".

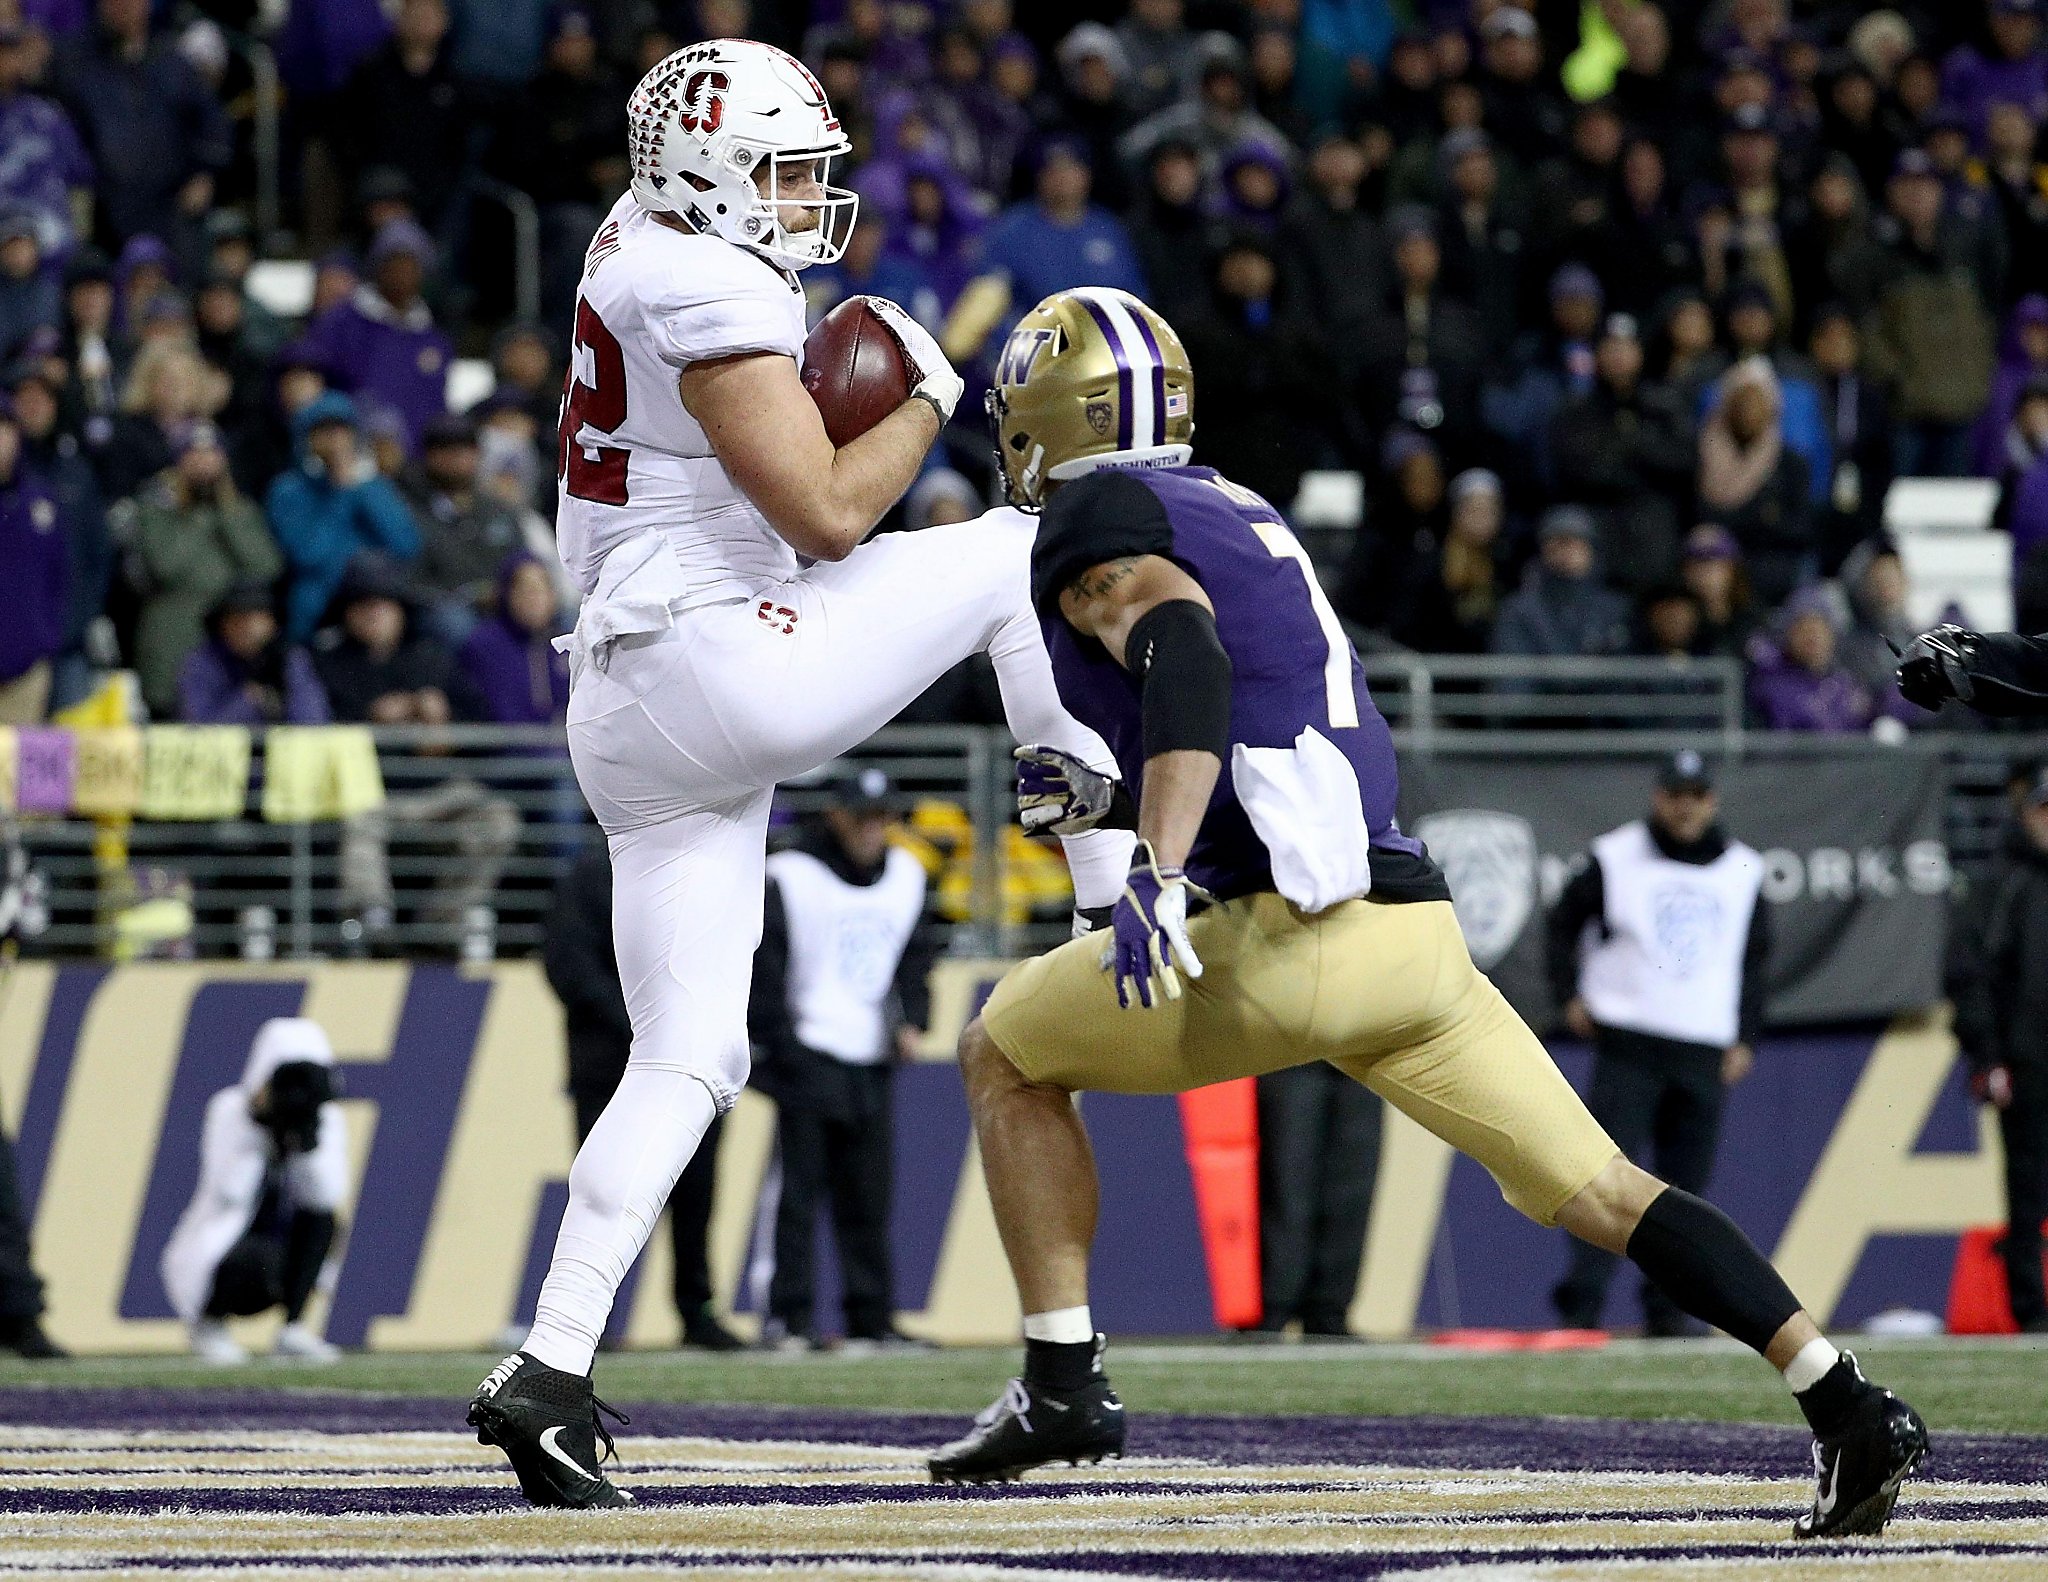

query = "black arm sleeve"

[
  {"left": 747, "top": 881, "right": 801, "bottom": 1062},
  {"left": 1737, "top": 891, "right": 1772, "bottom": 1045},
  {"left": 1128, "top": 598, "right": 1234, "bottom": 761},
  {"left": 1545, "top": 857, "right": 1604, "bottom": 1010},
  {"left": 1030, "top": 470, "right": 1176, "bottom": 613}
]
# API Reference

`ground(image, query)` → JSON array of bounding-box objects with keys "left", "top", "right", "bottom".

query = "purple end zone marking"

[{"left": 4, "top": 1389, "right": 2045, "bottom": 1485}]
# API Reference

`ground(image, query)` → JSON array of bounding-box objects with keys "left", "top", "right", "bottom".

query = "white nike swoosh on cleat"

[
  {"left": 1815, "top": 1457, "right": 1841, "bottom": 1517},
  {"left": 1103, "top": 1401, "right": 1123, "bottom": 1411},
  {"left": 538, "top": 1426, "right": 600, "bottom": 1484}
]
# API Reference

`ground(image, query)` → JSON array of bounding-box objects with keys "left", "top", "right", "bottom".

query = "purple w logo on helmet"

[{"left": 996, "top": 327, "right": 1055, "bottom": 388}]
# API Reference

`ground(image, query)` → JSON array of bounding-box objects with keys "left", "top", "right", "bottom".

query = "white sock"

[
  {"left": 523, "top": 1068, "right": 719, "bottom": 1375},
  {"left": 1023, "top": 1306, "right": 1094, "bottom": 1344},
  {"left": 1782, "top": 1336, "right": 1841, "bottom": 1394}
]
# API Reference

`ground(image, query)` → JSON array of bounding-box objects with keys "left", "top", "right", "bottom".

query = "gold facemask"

[{"left": 985, "top": 288, "right": 1195, "bottom": 508}]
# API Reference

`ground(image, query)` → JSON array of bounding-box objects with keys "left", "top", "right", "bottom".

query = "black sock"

[
  {"left": 1024, "top": 1337, "right": 1098, "bottom": 1393},
  {"left": 1624, "top": 1188, "right": 1801, "bottom": 1353},
  {"left": 1795, "top": 1353, "right": 1873, "bottom": 1439}
]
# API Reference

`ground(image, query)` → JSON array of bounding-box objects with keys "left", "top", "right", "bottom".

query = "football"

[{"left": 801, "top": 296, "right": 913, "bottom": 447}]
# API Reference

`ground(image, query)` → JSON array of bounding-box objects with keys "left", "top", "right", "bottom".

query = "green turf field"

[{"left": 5, "top": 1335, "right": 2045, "bottom": 1434}]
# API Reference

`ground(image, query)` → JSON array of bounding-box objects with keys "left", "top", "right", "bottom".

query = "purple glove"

[{"left": 1106, "top": 841, "right": 1205, "bottom": 1009}]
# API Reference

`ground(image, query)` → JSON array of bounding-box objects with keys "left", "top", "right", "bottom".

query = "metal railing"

[{"left": 15, "top": 669, "right": 2048, "bottom": 959}]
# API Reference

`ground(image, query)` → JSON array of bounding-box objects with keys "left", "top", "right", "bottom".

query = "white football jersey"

[{"left": 555, "top": 191, "right": 809, "bottom": 600}]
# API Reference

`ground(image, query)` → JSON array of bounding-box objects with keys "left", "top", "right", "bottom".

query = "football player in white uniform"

[{"left": 464, "top": 39, "right": 1132, "bottom": 1507}]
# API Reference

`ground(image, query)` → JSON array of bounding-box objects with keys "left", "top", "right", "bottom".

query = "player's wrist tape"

[
  {"left": 909, "top": 390, "right": 948, "bottom": 425},
  {"left": 1129, "top": 599, "right": 1232, "bottom": 761}
]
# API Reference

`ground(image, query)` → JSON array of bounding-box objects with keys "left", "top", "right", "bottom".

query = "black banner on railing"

[{"left": 1397, "top": 752, "right": 1951, "bottom": 1026}]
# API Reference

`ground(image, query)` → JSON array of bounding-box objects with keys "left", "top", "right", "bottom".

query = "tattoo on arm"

[{"left": 1067, "top": 558, "right": 1142, "bottom": 603}]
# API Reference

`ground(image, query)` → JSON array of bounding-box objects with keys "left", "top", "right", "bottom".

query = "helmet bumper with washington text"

[
  {"left": 986, "top": 288, "right": 1194, "bottom": 509},
  {"left": 627, "top": 38, "right": 857, "bottom": 269}
]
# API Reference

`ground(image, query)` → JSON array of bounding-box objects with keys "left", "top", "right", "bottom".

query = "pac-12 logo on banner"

[{"left": 1413, "top": 809, "right": 1537, "bottom": 970}]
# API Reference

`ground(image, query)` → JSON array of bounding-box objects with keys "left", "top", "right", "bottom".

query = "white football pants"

[{"left": 522, "top": 515, "right": 1128, "bottom": 1374}]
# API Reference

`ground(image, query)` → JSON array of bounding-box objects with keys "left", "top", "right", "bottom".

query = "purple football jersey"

[{"left": 1032, "top": 465, "right": 1446, "bottom": 903}]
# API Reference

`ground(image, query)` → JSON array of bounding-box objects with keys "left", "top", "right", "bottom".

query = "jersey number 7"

[
  {"left": 558, "top": 301, "right": 631, "bottom": 505},
  {"left": 1203, "top": 475, "right": 1359, "bottom": 730}
]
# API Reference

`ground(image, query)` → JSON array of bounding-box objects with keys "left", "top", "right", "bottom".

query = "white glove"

[
  {"left": 1014, "top": 743, "right": 1116, "bottom": 835},
  {"left": 864, "top": 295, "right": 964, "bottom": 423}
]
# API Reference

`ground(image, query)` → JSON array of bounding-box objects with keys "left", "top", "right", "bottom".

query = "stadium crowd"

[{"left": 0, "top": 0, "right": 2044, "bottom": 737}]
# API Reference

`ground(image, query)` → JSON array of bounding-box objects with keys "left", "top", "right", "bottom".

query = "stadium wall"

[{"left": 0, "top": 961, "right": 2003, "bottom": 1352}]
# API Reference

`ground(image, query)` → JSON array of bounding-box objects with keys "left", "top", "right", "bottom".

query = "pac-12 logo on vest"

[
  {"left": 1412, "top": 809, "right": 1537, "bottom": 970},
  {"left": 1652, "top": 883, "right": 1723, "bottom": 978}
]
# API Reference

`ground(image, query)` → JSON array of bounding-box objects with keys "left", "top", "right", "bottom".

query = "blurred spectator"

[
  {"left": 300, "top": 220, "right": 452, "bottom": 455},
  {"left": 1177, "top": 232, "right": 1333, "bottom": 512},
  {"left": 310, "top": 249, "right": 360, "bottom": 318},
  {"left": 459, "top": 552, "right": 569, "bottom": 726},
  {"left": 1681, "top": 524, "right": 1758, "bottom": 661},
  {"left": 1720, "top": 280, "right": 1828, "bottom": 506},
  {"left": 203, "top": 212, "right": 288, "bottom": 361},
  {"left": 543, "top": 842, "right": 742, "bottom": 1352},
  {"left": 1382, "top": 464, "right": 1504, "bottom": 655},
  {"left": 115, "top": 231, "right": 173, "bottom": 332},
  {"left": 488, "top": 323, "right": 560, "bottom": 434},
  {"left": 1217, "top": 142, "right": 1290, "bottom": 233},
  {"left": 104, "top": 339, "right": 225, "bottom": 500},
  {"left": 1115, "top": 0, "right": 1200, "bottom": 122},
  {"left": 1338, "top": 426, "right": 1445, "bottom": 630},
  {"left": 178, "top": 581, "right": 331, "bottom": 727},
  {"left": 0, "top": 22, "right": 91, "bottom": 259},
  {"left": 492, "top": 4, "right": 626, "bottom": 324},
  {"left": 1121, "top": 33, "right": 1290, "bottom": 174},
  {"left": 1475, "top": 7, "right": 1565, "bottom": 163},
  {"left": 1654, "top": 289, "right": 1726, "bottom": 415},
  {"left": 1746, "top": 587, "right": 1876, "bottom": 733},
  {"left": 402, "top": 413, "right": 524, "bottom": 642},
  {"left": 1637, "top": 585, "right": 1704, "bottom": 662},
  {"left": 1940, "top": 0, "right": 2048, "bottom": 148},
  {"left": 1835, "top": 538, "right": 1926, "bottom": 721},
  {"left": 59, "top": 246, "right": 120, "bottom": 426},
  {"left": 233, "top": 340, "right": 329, "bottom": 498},
  {"left": 1553, "top": 311, "right": 1695, "bottom": 595},
  {"left": 1050, "top": 24, "right": 1137, "bottom": 211},
  {"left": 1697, "top": 357, "right": 1814, "bottom": 607},
  {"left": 1593, "top": 137, "right": 1697, "bottom": 322},
  {"left": 7, "top": 358, "right": 109, "bottom": 706},
  {"left": 313, "top": 553, "right": 476, "bottom": 725},
  {"left": 1973, "top": 103, "right": 2048, "bottom": 309},
  {"left": 1436, "top": 128, "right": 1527, "bottom": 353},
  {"left": 1245, "top": 22, "right": 1316, "bottom": 154},
  {"left": 130, "top": 420, "right": 280, "bottom": 718},
  {"left": 1535, "top": 101, "right": 1625, "bottom": 297},
  {"left": 195, "top": 273, "right": 269, "bottom": 449},
  {"left": 1787, "top": 154, "right": 1889, "bottom": 333},
  {"left": 0, "top": 397, "right": 66, "bottom": 724},
  {"left": 266, "top": 392, "right": 419, "bottom": 641},
  {"left": 1700, "top": 105, "right": 1794, "bottom": 319},
  {"left": 1808, "top": 303, "right": 1894, "bottom": 570},
  {"left": 1484, "top": 261, "right": 1605, "bottom": 493},
  {"left": 0, "top": 210, "right": 60, "bottom": 364},
  {"left": 50, "top": 0, "right": 229, "bottom": 249},
  {"left": 1491, "top": 505, "right": 1633, "bottom": 664},
  {"left": 1354, "top": 206, "right": 1483, "bottom": 464},
  {"left": 1277, "top": 133, "right": 1382, "bottom": 363},
  {"left": 1865, "top": 150, "right": 1999, "bottom": 477},
  {"left": 1976, "top": 296, "right": 2048, "bottom": 478},
  {"left": 1251, "top": 1055, "right": 1379, "bottom": 1338},
  {"left": 944, "top": 139, "right": 1143, "bottom": 365},
  {"left": 335, "top": 0, "right": 473, "bottom": 232},
  {"left": 2005, "top": 380, "right": 2048, "bottom": 628}
]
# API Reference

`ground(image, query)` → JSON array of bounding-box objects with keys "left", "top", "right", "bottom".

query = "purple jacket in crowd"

[
  {"left": 458, "top": 556, "right": 568, "bottom": 725},
  {"left": 177, "top": 639, "right": 333, "bottom": 726},
  {"left": 0, "top": 90, "right": 93, "bottom": 255},
  {"left": 300, "top": 287, "right": 454, "bottom": 455},
  {"left": 0, "top": 465, "right": 68, "bottom": 684},
  {"left": 1746, "top": 647, "right": 1877, "bottom": 734},
  {"left": 1942, "top": 43, "right": 2048, "bottom": 145}
]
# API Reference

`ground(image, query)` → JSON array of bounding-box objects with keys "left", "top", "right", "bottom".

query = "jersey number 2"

[{"left": 558, "top": 301, "right": 630, "bottom": 505}]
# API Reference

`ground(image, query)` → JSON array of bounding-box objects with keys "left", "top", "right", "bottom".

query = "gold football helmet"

[{"left": 985, "top": 288, "right": 1194, "bottom": 508}]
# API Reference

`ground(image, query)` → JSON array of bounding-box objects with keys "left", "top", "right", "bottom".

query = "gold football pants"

[{"left": 982, "top": 896, "right": 1618, "bottom": 1226}]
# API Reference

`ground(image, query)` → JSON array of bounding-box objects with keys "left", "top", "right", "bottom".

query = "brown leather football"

[{"left": 800, "top": 296, "right": 912, "bottom": 447}]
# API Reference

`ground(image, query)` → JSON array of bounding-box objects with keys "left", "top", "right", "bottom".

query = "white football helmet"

[{"left": 627, "top": 38, "right": 858, "bottom": 270}]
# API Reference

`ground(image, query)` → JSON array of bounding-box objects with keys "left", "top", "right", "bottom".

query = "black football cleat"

[
  {"left": 929, "top": 1374, "right": 1126, "bottom": 1483},
  {"left": 467, "top": 1352, "right": 634, "bottom": 1508},
  {"left": 1793, "top": 1369, "right": 1928, "bottom": 1540}
]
